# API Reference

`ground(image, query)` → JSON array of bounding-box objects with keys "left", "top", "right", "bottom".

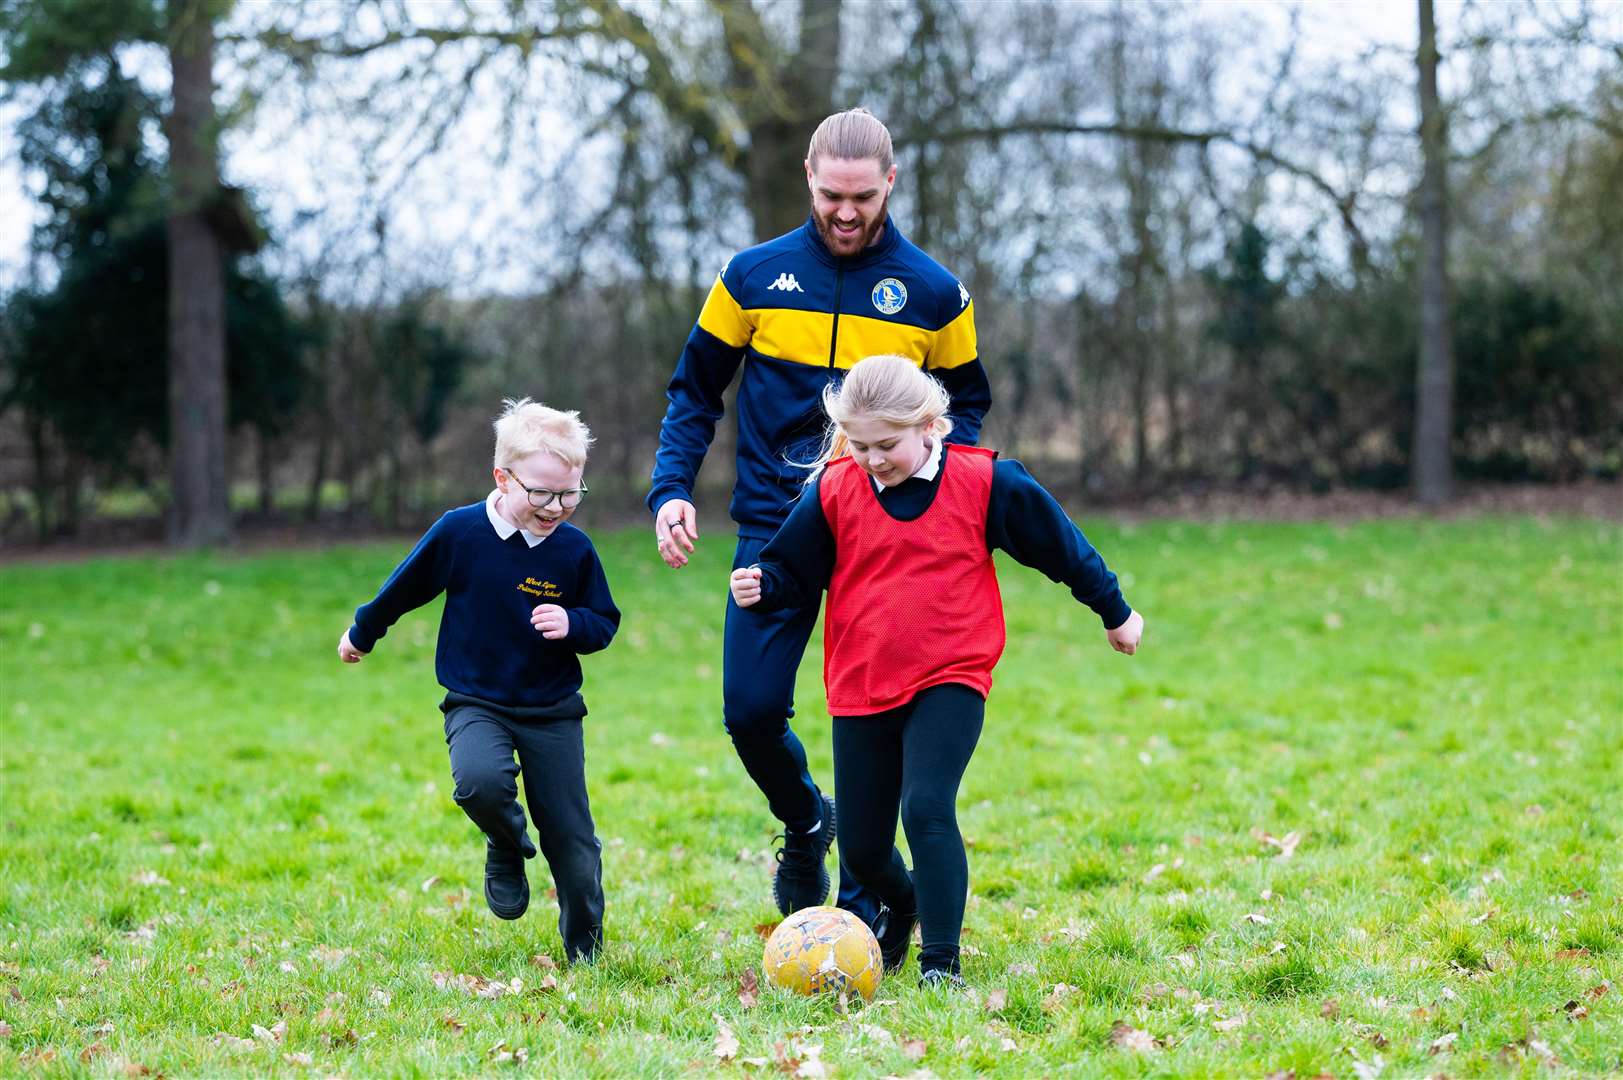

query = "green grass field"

[{"left": 1, "top": 515, "right": 1619, "bottom": 1077}]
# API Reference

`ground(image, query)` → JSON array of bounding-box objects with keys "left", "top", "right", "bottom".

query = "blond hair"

[
  {"left": 803, "top": 355, "right": 953, "bottom": 484},
  {"left": 806, "top": 107, "right": 894, "bottom": 172},
  {"left": 492, "top": 397, "right": 593, "bottom": 471}
]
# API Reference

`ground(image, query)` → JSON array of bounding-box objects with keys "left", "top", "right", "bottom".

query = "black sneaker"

[
  {"left": 771, "top": 793, "right": 836, "bottom": 915},
  {"left": 483, "top": 842, "right": 529, "bottom": 920},
  {"left": 918, "top": 968, "right": 966, "bottom": 990},
  {"left": 873, "top": 902, "right": 917, "bottom": 973}
]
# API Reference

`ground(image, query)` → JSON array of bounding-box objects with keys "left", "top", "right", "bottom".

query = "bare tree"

[
  {"left": 1413, "top": 0, "right": 1456, "bottom": 503},
  {"left": 165, "top": 0, "right": 232, "bottom": 545}
]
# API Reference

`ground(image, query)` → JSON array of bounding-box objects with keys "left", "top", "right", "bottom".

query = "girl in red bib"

[{"left": 731, "top": 354, "right": 1144, "bottom": 988}]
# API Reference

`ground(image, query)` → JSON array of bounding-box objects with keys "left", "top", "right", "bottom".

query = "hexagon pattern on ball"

[{"left": 761, "top": 905, "right": 883, "bottom": 1001}]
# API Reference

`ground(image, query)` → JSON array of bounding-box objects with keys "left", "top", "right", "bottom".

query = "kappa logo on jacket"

[{"left": 767, "top": 272, "right": 804, "bottom": 293}]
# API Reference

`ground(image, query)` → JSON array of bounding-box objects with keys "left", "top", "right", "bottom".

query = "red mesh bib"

[{"left": 819, "top": 444, "right": 1005, "bottom": 715}]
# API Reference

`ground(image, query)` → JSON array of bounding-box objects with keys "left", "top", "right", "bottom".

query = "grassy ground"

[{"left": 1, "top": 515, "right": 1619, "bottom": 1077}]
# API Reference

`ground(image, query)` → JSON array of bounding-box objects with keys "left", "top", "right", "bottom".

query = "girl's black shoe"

[
  {"left": 918, "top": 968, "right": 966, "bottom": 990},
  {"left": 873, "top": 902, "right": 917, "bottom": 973}
]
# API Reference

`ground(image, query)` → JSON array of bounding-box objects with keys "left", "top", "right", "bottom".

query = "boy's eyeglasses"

[{"left": 503, "top": 469, "right": 588, "bottom": 510}]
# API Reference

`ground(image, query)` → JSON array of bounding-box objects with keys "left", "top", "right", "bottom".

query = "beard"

[{"left": 811, "top": 192, "right": 889, "bottom": 256}]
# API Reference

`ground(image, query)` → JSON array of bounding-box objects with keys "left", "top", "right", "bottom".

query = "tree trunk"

[
  {"left": 28, "top": 416, "right": 52, "bottom": 543},
  {"left": 733, "top": 0, "right": 841, "bottom": 241},
  {"left": 257, "top": 428, "right": 275, "bottom": 516},
  {"left": 306, "top": 418, "right": 329, "bottom": 522},
  {"left": 165, "top": 0, "right": 232, "bottom": 546},
  {"left": 1413, "top": 0, "right": 1456, "bottom": 504}
]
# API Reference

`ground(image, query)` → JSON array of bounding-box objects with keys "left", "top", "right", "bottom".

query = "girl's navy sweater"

[{"left": 750, "top": 453, "right": 1132, "bottom": 630}]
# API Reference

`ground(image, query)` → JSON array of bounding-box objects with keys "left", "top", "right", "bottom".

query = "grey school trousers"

[{"left": 443, "top": 702, "right": 604, "bottom": 961}]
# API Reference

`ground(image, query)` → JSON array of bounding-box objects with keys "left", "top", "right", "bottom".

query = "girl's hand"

[
  {"left": 338, "top": 630, "right": 367, "bottom": 663},
  {"left": 1107, "top": 610, "right": 1144, "bottom": 655},
  {"left": 730, "top": 566, "right": 763, "bottom": 608},
  {"left": 532, "top": 603, "right": 570, "bottom": 639}
]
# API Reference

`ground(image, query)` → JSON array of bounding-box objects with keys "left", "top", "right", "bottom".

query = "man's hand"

[
  {"left": 531, "top": 604, "right": 570, "bottom": 639},
  {"left": 1107, "top": 610, "right": 1144, "bottom": 655},
  {"left": 654, "top": 498, "right": 698, "bottom": 569},
  {"left": 337, "top": 630, "right": 367, "bottom": 663},
  {"left": 730, "top": 566, "right": 762, "bottom": 608}
]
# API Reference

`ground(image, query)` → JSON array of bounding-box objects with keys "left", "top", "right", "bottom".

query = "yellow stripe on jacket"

[
  {"left": 696, "top": 276, "right": 754, "bottom": 348},
  {"left": 697, "top": 279, "right": 978, "bottom": 372}
]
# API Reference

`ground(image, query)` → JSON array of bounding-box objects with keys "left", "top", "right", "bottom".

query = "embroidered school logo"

[
  {"left": 517, "top": 577, "right": 564, "bottom": 600},
  {"left": 871, "top": 277, "right": 907, "bottom": 315},
  {"left": 767, "top": 272, "right": 803, "bottom": 293}
]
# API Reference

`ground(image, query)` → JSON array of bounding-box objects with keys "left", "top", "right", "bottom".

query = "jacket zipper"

[{"left": 827, "top": 263, "right": 844, "bottom": 370}]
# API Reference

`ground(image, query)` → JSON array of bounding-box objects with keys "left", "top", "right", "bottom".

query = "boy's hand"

[
  {"left": 531, "top": 603, "right": 570, "bottom": 639},
  {"left": 654, "top": 498, "right": 698, "bottom": 569},
  {"left": 730, "top": 566, "right": 762, "bottom": 608},
  {"left": 337, "top": 630, "right": 367, "bottom": 663},
  {"left": 1107, "top": 610, "right": 1144, "bottom": 655}
]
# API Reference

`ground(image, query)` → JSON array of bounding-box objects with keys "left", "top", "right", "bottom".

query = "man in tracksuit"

[{"left": 647, "top": 107, "right": 991, "bottom": 925}]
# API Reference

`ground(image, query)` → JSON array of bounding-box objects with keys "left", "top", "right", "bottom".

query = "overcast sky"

[{"left": 0, "top": 0, "right": 1473, "bottom": 295}]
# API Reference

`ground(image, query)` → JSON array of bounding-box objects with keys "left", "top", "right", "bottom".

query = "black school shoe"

[
  {"left": 771, "top": 793, "right": 836, "bottom": 915},
  {"left": 918, "top": 968, "right": 967, "bottom": 990},
  {"left": 873, "top": 901, "right": 918, "bottom": 973},
  {"left": 483, "top": 841, "right": 530, "bottom": 920}
]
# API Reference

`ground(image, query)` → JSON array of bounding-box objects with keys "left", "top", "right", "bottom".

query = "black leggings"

[{"left": 833, "top": 683, "right": 984, "bottom": 974}]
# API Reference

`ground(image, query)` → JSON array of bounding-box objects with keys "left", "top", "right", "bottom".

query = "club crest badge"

[{"left": 871, "top": 278, "right": 907, "bottom": 315}]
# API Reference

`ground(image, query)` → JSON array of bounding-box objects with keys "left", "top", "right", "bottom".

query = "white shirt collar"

[
  {"left": 872, "top": 437, "right": 942, "bottom": 492},
  {"left": 485, "top": 489, "right": 547, "bottom": 547}
]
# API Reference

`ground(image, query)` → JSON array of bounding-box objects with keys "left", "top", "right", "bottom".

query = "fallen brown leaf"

[
  {"left": 255, "top": 1020, "right": 287, "bottom": 1045},
  {"left": 441, "top": 1014, "right": 466, "bottom": 1034},
  {"left": 1320, "top": 998, "right": 1339, "bottom": 1019},
  {"left": 1109, "top": 1021, "right": 1162, "bottom": 1052},
  {"left": 528, "top": 954, "right": 557, "bottom": 970},
  {"left": 487, "top": 1039, "right": 529, "bottom": 1065},
  {"left": 902, "top": 1037, "right": 927, "bottom": 1060},
  {"left": 738, "top": 968, "right": 760, "bottom": 1009},
  {"left": 985, "top": 987, "right": 1008, "bottom": 1013},
  {"left": 713, "top": 1015, "right": 739, "bottom": 1061},
  {"left": 753, "top": 922, "right": 779, "bottom": 940},
  {"left": 1252, "top": 829, "right": 1303, "bottom": 859},
  {"left": 78, "top": 1042, "right": 108, "bottom": 1064},
  {"left": 1429, "top": 1032, "right": 1458, "bottom": 1054},
  {"left": 1555, "top": 948, "right": 1590, "bottom": 960},
  {"left": 1586, "top": 982, "right": 1610, "bottom": 1000}
]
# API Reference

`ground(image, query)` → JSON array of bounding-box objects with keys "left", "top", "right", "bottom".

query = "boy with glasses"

[{"left": 337, "top": 398, "right": 618, "bottom": 963}]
